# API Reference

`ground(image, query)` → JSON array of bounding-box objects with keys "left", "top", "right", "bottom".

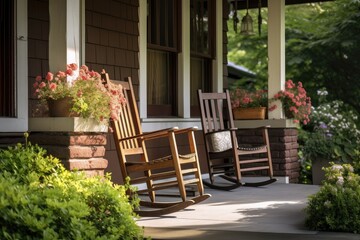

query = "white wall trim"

[
  {"left": 0, "top": 0, "right": 28, "bottom": 132},
  {"left": 213, "top": 0, "right": 223, "bottom": 93},
  {"left": 138, "top": 0, "right": 147, "bottom": 119}
]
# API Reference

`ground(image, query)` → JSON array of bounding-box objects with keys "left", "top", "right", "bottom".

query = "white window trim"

[{"left": 0, "top": 0, "right": 28, "bottom": 132}]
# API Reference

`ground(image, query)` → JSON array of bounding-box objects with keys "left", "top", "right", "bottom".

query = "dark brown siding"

[
  {"left": 28, "top": 0, "right": 49, "bottom": 117},
  {"left": 85, "top": 0, "right": 140, "bottom": 183},
  {"left": 85, "top": 0, "right": 139, "bottom": 87}
]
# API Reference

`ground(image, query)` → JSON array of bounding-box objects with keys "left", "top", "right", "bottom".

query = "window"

[
  {"left": 190, "top": 0, "right": 215, "bottom": 117},
  {"left": 0, "top": 0, "right": 27, "bottom": 132},
  {"left": 147, "top": 0, "right": 179, "bottom": 117},
  {"left": 0, "top": 0, "right": 16, "bottom": 117}
]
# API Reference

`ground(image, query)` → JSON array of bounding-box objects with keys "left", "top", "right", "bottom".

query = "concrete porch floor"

[{"left": 137, "top": 178, "right": 360, "bottom": 240}]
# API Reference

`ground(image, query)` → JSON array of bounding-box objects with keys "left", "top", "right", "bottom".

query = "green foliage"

[
  {"left": 286, "top": 0, "right": 360, "bottom": 113},
  {"left": 227, "top": 8, "right": 269, "bottom": 90},
  {"left": 228, "top": 0, "right": 360, "bottom": 113},
  {"left": 298, "top": 150, "right": 312, "bottom": 184},
  {"left": 0, "top": 142, "right": 144, "bottom": 240},
  {"left": 300, "top": 90, "right": 360, "bottom": 164},
  {"left": 305, "top": 163, "right": 360, "bottom": 233},
  {"left": 297, "top": 89, "right": 360, "bottom": 183}
]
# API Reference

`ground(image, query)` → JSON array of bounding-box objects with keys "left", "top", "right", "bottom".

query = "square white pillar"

[
  {"left": 49, "top": 0, "right": 82, "bottom": 72},
  {"left": 268, "top": 0, "right": 286, "bottom": 119}
]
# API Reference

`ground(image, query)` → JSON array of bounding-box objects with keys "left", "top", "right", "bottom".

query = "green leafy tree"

[{"left": 228, "top": 0, "right": 360, "bottom": 113}]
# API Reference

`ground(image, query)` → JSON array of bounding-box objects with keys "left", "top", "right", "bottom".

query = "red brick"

[
  {"left": 69, "top": 134, "right": 107, "bottom": 146},
  {"left": 69, "top": 146, "right": 106, "bottom": 158},
  {"left": 30, "top": 133, "right": 107, "bottom": 146},
  {"left": 63, "top": 158, "right": 108, "bottom": 170}
]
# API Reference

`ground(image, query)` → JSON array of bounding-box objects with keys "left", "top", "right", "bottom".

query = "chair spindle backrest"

[
  {"left": 198, "top": 90, "right": 234, "bottom": 134},
  {"left": 102, "top": 74, "right": 143, "bottom": 153}
]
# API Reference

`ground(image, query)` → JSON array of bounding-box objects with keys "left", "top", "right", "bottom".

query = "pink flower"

[
  {"left": 286, "top": 80, "right": 295, "bottom": 89},
  {"left": 242, "top": 97, "right": 251, "bottom": 105},
  {"left": 66, "top": 68, "right": 73, "bottom": 76},
  {"left": 57, "top": 71, "right": 66, "bottom": 78},
  {"left": 49, "top": 82, "right": 57, "bottom": 91},
  {"left": 289, "top": 106, "right": 299, "bottom": 113},
  {"left": 35, "top": 75, "right": 42, "bottom": 82},
  {"left": 270, "top": 79, "right": 311, "bottom": 125},
  {"left": 46, "top": 72, "right": 53, "bottom": 81},
  {"left": 33, "top": 82, "right": 39, "bottom": 88},
  {"left": 80, "top": 65, "right": 89, "bottom": 72},
  {"left": 39, "top": 82, "right": 46, "bottom": 88},
  {"left": 67, "top": 63, "right": 78, "bottom": 71}
]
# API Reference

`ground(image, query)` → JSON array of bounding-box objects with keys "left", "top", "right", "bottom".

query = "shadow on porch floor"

[{"left": 137, "top": 177, "right": 359, "bottom": 240}]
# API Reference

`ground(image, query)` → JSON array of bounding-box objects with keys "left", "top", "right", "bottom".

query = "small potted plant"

[
  {"left": 230, "top": 88, "right": 268, "bottom": 120},
  {"left": 269, "top": 79, "right": 312, "bottom": 125},
  {"left": 33, "top": 63, "right": 125, "bottom": 124}
]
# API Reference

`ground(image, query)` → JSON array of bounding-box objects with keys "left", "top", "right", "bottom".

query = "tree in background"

[{"left": 228, "top": 0, "right": 360, "bottom": 115}]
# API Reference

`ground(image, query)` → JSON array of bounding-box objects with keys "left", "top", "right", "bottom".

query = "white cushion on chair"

[{"left": 206, "top": 131, "right": 233, "bottom": 152}]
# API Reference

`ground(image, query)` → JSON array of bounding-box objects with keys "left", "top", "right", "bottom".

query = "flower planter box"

[{"left": 233, "top": 107, "right": 266, "bottom": 120}]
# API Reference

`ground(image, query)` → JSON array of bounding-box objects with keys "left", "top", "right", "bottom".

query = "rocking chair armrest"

[
  {"left": 140, "top": 126, "right": 198, "bottom": 140},
  {"left": 117, "top": 127, "right": 180, "bottom": 143},
  {"left": 173, "top": 126, "right": 198, "bottom": 135}
]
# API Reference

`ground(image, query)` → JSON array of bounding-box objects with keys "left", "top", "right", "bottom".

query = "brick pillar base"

[
  {"left": 30, "top": 132, "right": 108, "bottom": 177},
  {"left": 237, "top": 128, "right": 300, "bottom": 183},
  {"left": 269, "top": 128, "right": 299, "bottom": 183}
]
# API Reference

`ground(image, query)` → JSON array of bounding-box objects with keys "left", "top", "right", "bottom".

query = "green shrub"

[
  {"left": 298, "top": 89, "right": 360, "bottom": 183},
  {"left": 0, "top": 142, "right": 144, "bottom": 239},
  {"left": 305, "top": 163, "right": 360, "bottom": 233}
]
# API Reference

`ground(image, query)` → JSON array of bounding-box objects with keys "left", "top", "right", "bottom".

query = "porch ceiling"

[{"left": 232, "top": 0, "right": 333, "bottom": 10}]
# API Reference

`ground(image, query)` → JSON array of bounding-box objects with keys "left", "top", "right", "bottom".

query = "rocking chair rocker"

[
  {"left": 102, "top": 73, "right": 210, "bottom": 217},
  {"left": 197, "top": 89, "right": 276, "bottom": 191}
]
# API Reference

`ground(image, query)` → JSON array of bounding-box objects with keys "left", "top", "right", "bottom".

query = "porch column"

[
  {"left": 49, "top": 0, "right": 83, "bottom": 71},
  {"left": 138, "top": 0, "right": 147, "bottom": 119},
  {"left": 212, "top": 0, "right": 223, "bottom": 92},
  {"left": 178, "top": 0, "right": 191, "bottom": 118},
  {"left": 267, "top": 0, "right": 285, "bottom": 119}
]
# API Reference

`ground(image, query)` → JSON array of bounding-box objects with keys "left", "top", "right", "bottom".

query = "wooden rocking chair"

[
  {"left": 102, "top": 73, "right": 210, "bottom": 217},
  {"left": 197, "top": 89, "right": 277, "bottom": 191}
]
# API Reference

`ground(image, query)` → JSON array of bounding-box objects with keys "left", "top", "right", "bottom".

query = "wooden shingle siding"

[
  {"left": 28, "top": 0, "right": 49, "bottom": 117},
  {"left": 85, "top": 0, "right": 140, "bottom": 87}
]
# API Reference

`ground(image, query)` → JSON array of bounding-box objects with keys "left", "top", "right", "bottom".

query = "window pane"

[
  {"left": 0, "top": 0, "right": 16, "bottom": 117},
  {"left": 147, "top": 50, "right": 176, "bottom": 116},
  {"left": 190, "top": 57, "right": 211, "bottom": 117},
  {"left": 147, "top": 0, "right": 178, "bottom": 117},
  {"left": 190, "top": 0, "right": 214, "bottom": 117},
  {"left": 147, "top": 0, "right": 176, "bottom": 48},
  {"left": 190, "top": 0, "right": 213, "bottom": 56}
]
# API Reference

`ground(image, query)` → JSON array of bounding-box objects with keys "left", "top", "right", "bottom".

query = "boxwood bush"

[
  {"left": 0, "top": 140, "right": 144, "bottom": 239},
  {"left": 305, "top": 163, "right": 360, "bottom": 233}
]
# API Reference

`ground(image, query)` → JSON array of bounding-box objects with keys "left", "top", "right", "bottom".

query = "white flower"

[
  {"left": 324, "top": 200, "right": 332, "bottom": 208},
  {"left": 336, "top": 176, "right": 344, "bottom": 186},
  {"left": 317, "top": 89, "right": 328, "bottom": 96},
  {"left": 332, "top": 165, "right": 343, "bottom": 171}
]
